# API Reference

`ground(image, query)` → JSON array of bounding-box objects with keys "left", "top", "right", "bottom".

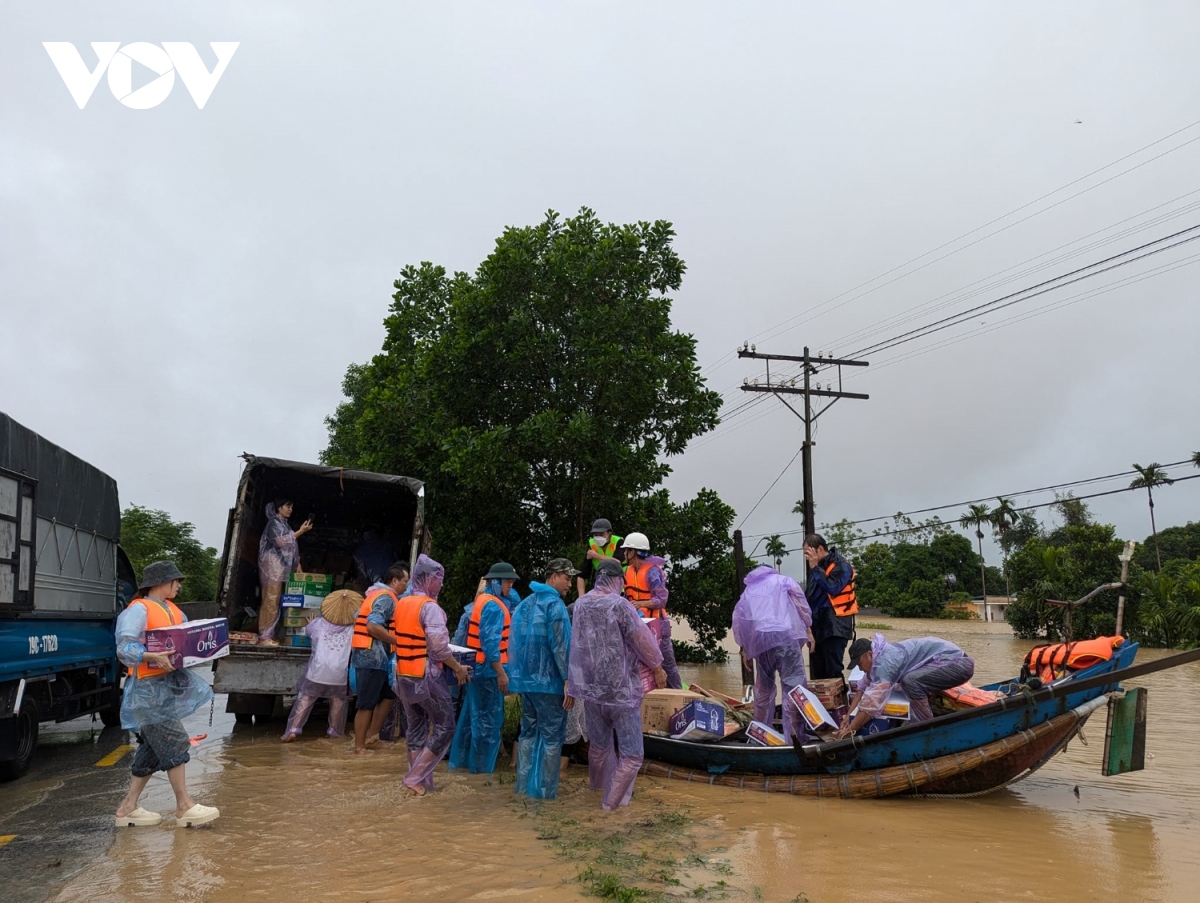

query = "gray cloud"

[{"left": 3, "top": 3, "right": 1197, "bottom": 584}]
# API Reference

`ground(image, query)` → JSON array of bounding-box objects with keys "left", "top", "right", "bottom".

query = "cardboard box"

[
  {"left": 283, "top": 634, "right": 311, "bottom": 648},
  {"left": 282, "top": 610, "right": 312, "bottom": 628},
  {"left": 287, "top": 573, "right": 334, "bottom": 596},
  {"left": 881, "top": 689, "right": 911, "bottom": 720},
  {"left": 746, "top": 720, "right": 788, "bottom": 747},
  {"left": 788, "top": 685, "right": 838, "bottom": 732},
  {"left": 442, "top": 644, "right": 477, "bottom": 687},
  {"left": 145, "top": 617, "right": 230, "bottom": 671},
  {"left": 281, "top": 593, "right": 324, "bottom": 610},
  {"left": 640, "top": 689, "right": 703, "bottom": 733},
  {"left": 668, "top": 699, "right": 726, "bottom": 742},
  {"left": 810, "top": 677, "right": 847, "bottom": 708},
  {"left": 848, "top": 666, "right": 866, "bottom": 693}
]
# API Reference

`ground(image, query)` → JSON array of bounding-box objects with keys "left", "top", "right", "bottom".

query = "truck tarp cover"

[
  {"left": 242, "top": 456, "right": 423, "bottom": 495},
  {"left": 0, "top": 412, "right": 120, "bottom": 538}
]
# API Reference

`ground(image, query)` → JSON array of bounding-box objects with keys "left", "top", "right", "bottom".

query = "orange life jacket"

[
  {"left": 826, "top": 561, "right": 858, "bottom": 617},
  {"left": 465, "top": 594, "right": 511, "bottom": 664},
  {"left": 940, "top": 682, "right": 1004, "bottom": 709},
  {"left": 393, "top": 594, "right": 434, "bottom": 678},
  {"left": 624, "top": 559, "right": 664, "bottom": 619},
  {"left": 1021, "top": 635, "right": 1125, "bottom": 683},
  {"left": 351, "top": 586, "right": 397, "bottom": 649},
  {"left": 130, "top": 597, "right": 186, "bottom": 679}
]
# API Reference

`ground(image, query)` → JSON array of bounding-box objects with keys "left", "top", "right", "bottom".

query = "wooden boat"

[{"left": 639, "top": 641, "right": 1192, "bottom": 798}]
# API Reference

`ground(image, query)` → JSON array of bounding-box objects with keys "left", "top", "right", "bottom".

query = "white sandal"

[
  {"left": 176, "top": 803, "right": 220, "bottom": 827},
  {"left": 115, "top": 807, "right": 162, "bottom": 827}
]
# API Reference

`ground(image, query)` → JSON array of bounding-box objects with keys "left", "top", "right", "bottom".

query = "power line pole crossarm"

[{"left": 737, "top": 345, "right": 870, "bottom": 553}]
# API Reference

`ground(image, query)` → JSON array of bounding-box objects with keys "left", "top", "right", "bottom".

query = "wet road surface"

[{"left": 1, "top": 619, "right": 1198, "bottom": 902}]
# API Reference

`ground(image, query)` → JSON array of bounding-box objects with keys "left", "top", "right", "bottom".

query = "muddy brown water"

[{"left": 47, "top": 618, "right": 1200, "bottom": 902}]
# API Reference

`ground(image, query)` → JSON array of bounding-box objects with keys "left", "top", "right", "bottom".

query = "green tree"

[
  {"left": 1130, "top": 462, "right": 1176, "bottom": 571},
  {"left": 120, "top": 505, "right": 219, "bottom": 603},
  {"left": 959, "top": 503, "right": 992, "bottom": 603},
  {"left": 323, "top": 208, "right": 733, "bottom": 652},
  {"left": 764, "top": 534, "right": 788, "bottom": 571},
  {"left": 818, "top": 518, "right": 868, "bottom": 558},
  {"left": 990, "top": 496, "right": 1019, "bottom": 600},
  {"left": 1131, "top": 521, "right": 1200, "bottom": 572}
]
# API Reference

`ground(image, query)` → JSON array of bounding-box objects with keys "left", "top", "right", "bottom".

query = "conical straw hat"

[{"left": 321, "top": 589, "right": 363, "bottom": 626}]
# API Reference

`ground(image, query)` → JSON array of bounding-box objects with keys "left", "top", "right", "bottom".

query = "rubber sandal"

[
  {"left": 115, "top": 807, "right": 162, "bottom": 827},
  {"left": 176, "top": 803, "right": 220, "bottom": 827}
]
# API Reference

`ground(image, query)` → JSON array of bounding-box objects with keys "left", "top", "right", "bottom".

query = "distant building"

[{"left": 946, "top": 595, "right": 1012, "bottom": 622}]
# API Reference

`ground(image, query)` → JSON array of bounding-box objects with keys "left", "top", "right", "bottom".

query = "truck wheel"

[
  {"left": 99, "top": 689, "right": 123, "bottom": 728},
  {"left": 0, "top": 700, "right": 39, "bottom": 782}
]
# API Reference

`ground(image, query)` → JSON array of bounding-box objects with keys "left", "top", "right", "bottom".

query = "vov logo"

[{"left": 43, "top": 42, "right": 239, "bottom": 109}]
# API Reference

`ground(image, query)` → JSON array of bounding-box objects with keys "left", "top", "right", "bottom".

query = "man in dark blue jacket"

[{"left": 803, "top": 534, "right": 856, "bottom": 679}]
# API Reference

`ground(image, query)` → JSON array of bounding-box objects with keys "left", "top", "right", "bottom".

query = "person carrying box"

[
  {"left": 113, "top": 561, "right": 220, "bottom": 828},
  {"left": 396, "top": 555, "right": 471, "bottom": 795},
  {"left": 280, "top": 590, "right": 360, "bottom": 742}
]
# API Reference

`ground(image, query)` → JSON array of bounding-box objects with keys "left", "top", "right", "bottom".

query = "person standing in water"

[{"left": 113, "top": 561, "right": 220, "bottom": 828}]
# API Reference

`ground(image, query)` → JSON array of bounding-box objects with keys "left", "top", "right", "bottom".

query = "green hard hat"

[{"left": 484, "top": 561, "right": 520, "bottom": 580}]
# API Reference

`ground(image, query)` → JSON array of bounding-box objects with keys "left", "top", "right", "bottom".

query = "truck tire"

[
  {"left": 99, "top": 688, "right": 123, "bottom": 728},
  {"left": 0, "top": 699, "right": 39, "bottom": 782}
]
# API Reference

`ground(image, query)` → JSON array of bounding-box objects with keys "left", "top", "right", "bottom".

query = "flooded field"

[{"left": 15, "top": 618, "right": 1200, "bottom": 902}]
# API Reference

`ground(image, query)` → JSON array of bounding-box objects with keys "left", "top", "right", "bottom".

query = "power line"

[
  {"left": 702, "top": 115, "right": 1200, "bottom": 378},
  {"left": 735, "top": 444, "right": 804, "bottom": 530},
  {"left": 772, "top": 473, "right": 1200, "bottom": 552},
  {"left": 743, "top": 458, "right": 1198, "bottom": 540}
]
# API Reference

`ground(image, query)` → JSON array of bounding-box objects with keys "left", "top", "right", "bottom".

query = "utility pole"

[{"left": 738, "top": 345, "right": 869, "bottom": 555}]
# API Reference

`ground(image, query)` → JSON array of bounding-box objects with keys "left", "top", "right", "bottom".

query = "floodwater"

[{"left": 38, "top": 618, "right": 1200, "bottom": 902}]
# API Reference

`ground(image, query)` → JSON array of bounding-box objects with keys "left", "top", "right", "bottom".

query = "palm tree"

[
  {"left": 990, "top": 496, "right": 1019, "bottom": 601},
  {"left": 1192, "top": 451, "right": 1200, "bottom": 469},
  {"left": 1130, "top": 462, "right": 1176, "bottom": 571},
  {"left": 959, "top": 503, "right": 992, "bottom": 605},
  {"left": 764, "top": 534, "right": 788, "bottom": 572}
]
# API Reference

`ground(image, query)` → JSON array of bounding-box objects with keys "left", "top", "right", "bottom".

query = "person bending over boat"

[
  {"left": 731, "top": 566, "right": 815, "bottom": 742},
  {"left": 568, "top": 559, "right": 667, "bottom": 810},
  {"left": 834, "top": 634, "right": 975, "bottom": 738}
]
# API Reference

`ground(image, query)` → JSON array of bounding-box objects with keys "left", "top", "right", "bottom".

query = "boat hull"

[{"left": 642, "top": 643, "right": 1136, "bottom": 778}]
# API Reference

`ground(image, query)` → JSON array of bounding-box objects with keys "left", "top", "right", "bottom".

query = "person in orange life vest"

[
  {"left": 621, "top": 533, "right": 681, "bottom": 690},
  {"left": 803, "top": 534, "right": 856, "bottom": 680},
  {"left": 256, "top": 499, "right": 313, "bottom": 645},
  {"left": 396, "top": 554, "right": 470, "bottom": 795},
  {"left": 113, "top": 561, "right": 219, "bottom": 828},
  {"left": 449, "top": 561, "right": 518, "bottom": 773},
  {"left": 576, "top": 518, "right": 623, "bottom": 598},
  {"left": 350, "top": 562, "right": 409, "bottom": 755}
]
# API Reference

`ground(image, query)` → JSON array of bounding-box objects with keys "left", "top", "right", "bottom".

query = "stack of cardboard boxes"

[
  {"left": 280, "top": 573, "right": 334, "bottom": 647},
  {"left": 808, "top": 677, "right": 848, "bottom": 726}
]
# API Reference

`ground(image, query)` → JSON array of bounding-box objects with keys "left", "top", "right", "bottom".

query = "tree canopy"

[
  {"left": 120, "top": 505, "right": 219, "bottom": 603},
  {"left": 323, "top": 208, "right": 734, "bottom": 653}
]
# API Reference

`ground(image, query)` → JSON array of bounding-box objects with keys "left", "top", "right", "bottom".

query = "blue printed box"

[{"left": 668, "top": 699, "right": 725, "bottom": 741}]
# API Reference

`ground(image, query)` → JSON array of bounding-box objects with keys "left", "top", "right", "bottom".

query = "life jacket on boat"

[
  {"left": 392, "top": 594, "right": 435, "bottom": 678},
  {"left": 464, "top": 594, "right": 511, "bottom": 664},
  {"left": 940, "top": 682, "right": 1004, "bottom": 709},
  {"left": 826, "top": 561, "right": 859, "bottom": 617},
  {"left": 1021, "top": 635, "right": 1125, "bottom": 683},
  {"left": 130, "top": 597, "right": 186, "bottom": 679},
  {"left": 351, "top": 586, "right": 397, "bottom": 649},
  {"left": 624, "top": 558, "right": 664, "bottom": 620}
]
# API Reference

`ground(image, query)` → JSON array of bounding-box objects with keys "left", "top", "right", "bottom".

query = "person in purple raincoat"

[
  {"left": 567, "top": 560, "right": 666, "bottom": 810},
  {"left": 731, "top": 566, "right": 815, "bottom": 742}
]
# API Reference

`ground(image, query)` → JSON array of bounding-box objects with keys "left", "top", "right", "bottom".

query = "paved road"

[{"left": 0, "top": 691, "right": 236, "bottom": 903}]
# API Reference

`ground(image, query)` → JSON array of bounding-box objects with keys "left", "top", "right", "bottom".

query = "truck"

[
  {"left": 212, "top": 455, "right": 424, "bottom": 721},
  {"left": 0, "top": 413, "right": 137, "bottom": 780}
]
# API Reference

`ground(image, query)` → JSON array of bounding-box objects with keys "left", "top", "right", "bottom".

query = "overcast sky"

[{"left": 3, "top": 3, "right": 1198, "bottom": 584}]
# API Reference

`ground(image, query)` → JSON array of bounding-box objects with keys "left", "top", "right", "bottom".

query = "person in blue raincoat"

[
  {"left": 510, "top": 558, "right": 576, "bottom": 799},
  {"left": 449, "top": 562, "right": 520, "bottom": 773}
]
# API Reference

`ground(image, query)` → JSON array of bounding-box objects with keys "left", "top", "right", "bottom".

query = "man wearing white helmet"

[{"left": 621, "top": 532, "right": 681, "bottom": 689}]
